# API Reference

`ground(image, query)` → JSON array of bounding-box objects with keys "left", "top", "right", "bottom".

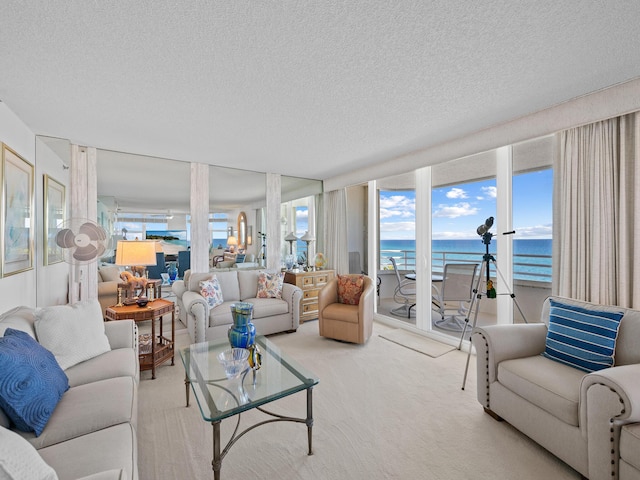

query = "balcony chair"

[
  {"left": 318, "top": 274, "right": 375, "bottom": 344},
  {"left": 431, "top": 263, "right": 478, "bottom": 331},
  {"left": 389, "top": 257, "right": 416, "bottom": 318}
]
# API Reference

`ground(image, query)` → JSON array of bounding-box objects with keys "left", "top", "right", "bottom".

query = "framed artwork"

[
  {"left": 43, "top": 174, "right": 66, "bottom": 265},
  {"left": 1, "top": 143, "right": 35, "bottom": 277}
]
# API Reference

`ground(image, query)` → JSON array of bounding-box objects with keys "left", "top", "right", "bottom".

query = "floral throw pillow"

[
  {"left": 257, "top": 272, "right": 283, "bottom": 299},
  {"left": 337, "top": 275, "right": 365, "bottom": 305},
  {"left": 200, "top": 276, "right": 224, "bottom": 308}
]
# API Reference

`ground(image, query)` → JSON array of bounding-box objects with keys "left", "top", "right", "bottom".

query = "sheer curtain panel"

[
  {"left": 554, "top": 112, "right": 640, "bottom": 308},
  {"left": 323, "top": 189, "right": 349, "bottom": 275}
]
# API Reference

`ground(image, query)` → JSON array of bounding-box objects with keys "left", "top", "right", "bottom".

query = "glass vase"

[{"left": 228, "top": 302, "right": 256, "bottom": 349}]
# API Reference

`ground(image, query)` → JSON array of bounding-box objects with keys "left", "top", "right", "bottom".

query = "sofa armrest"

[
  {"left": 580, "top": 364, "right": 640, "bottom": 479},
  {"left": 104, "top": 319, "right": 136, "bottom": 350},
  {"left": 183, "top": 290, "right": 210, "bottom": 343},
  {"left": 471, "top": 323, "right": 547, "bottom": 407},
  {"left": 281, "top": 282, "right": 302, "bottom": 329},
  {"left": 172, "top": 279, "right": 186, "bottom": 298}
]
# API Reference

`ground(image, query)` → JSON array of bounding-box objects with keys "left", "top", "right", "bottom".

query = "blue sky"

[{"left": 380, "top": 169, "right": 553, "bottom": 240}]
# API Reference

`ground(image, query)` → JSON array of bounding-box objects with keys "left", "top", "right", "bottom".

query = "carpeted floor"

[{"left": 137, "top": 319, "right": 581, "bottom": 480}]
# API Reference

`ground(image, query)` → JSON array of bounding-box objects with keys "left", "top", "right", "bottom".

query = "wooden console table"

[
  {"left": 105, "top": 299, "right": 175, "bottom": 379},
  {"left": 283, "top": 270, "right": 335, "bottom": 322}
]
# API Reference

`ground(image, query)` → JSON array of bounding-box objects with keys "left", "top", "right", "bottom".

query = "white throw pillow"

[
  {"left": 34, "top": 300, "right": 111, "bottom": 370},
  {"left": 0, "top": 427, "right": 58, "bottom": 479}
]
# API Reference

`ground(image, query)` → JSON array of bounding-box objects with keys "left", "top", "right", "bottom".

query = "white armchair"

[{"left": 472, "top": 295, "right": 640, "bottom": 480}]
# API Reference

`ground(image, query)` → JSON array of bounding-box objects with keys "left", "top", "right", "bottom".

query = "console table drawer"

[{"left": 283, "top": 269, "right": 335, "bottom": 323}]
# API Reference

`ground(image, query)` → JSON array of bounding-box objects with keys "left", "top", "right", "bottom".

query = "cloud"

[
  {"left": 446, "top": 188, "right": 468, "bottom": 199},
  {"left": 379, "top": 194, "right": 415, "bottom": 220},
  {"left": 295, "top": 208, "right": 308, "bottom": 219},
  {"left": 481, "top": 186, "right": 497, "bottom": 198},
  {"left": 513, "top": 224, "right": 552, "bottom": 238},
  {"left": 433, "top": 202, "right": 479, "bottom": 218},
  {"left": 379, "top": 221, "right": 416, "bottom": 240}
]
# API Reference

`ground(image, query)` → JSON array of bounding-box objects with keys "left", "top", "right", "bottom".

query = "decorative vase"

[
  {"left": 228, "top": 302, "right": 256, "bottom": 349},
  {"left": 167, "top": 263, "right": 178, "bottom": 282}
]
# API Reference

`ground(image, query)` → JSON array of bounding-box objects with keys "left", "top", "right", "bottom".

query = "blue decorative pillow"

[
  {"left": 542, "top": 299, "right": 624, "bottom": 372},
  {"left": 0, "top": 328, "right": 69, "bottom": 436}
]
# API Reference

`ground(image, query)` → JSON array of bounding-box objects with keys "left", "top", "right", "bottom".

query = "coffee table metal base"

[{"left": 185, "top": 377, "right": 314, "bottom": 480}]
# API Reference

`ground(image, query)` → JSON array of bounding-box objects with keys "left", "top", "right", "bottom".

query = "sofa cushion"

[
  {"left": 215, "top": 271, "right": 241, "bottom": 301},
  {"left": 238, "top": 270, "right": 259, "bottom": 299},
  {"left": 99, "top": 266, "right": 122, "bottom": 283},
  {"left": 35, "top": 300, "right": 111, "bottom": 371},
  {"left": 0, "top": 305, "right": 37, "bottom": 338},
  {"left": 497, "top": 354, "right": 585, "bottom": 426},
  {"left": 322, "top": 303, "right": 360, "bottom": 323},
  {"left": 246, "top": 298, "right": 289, "bottom": 319},
  {"left": 620, "top": 423, "right": 640, "bottom": 473},
  {"left": 0, "top": 329, "right": 69, "bottom": 436},
  {"left": 0, "top": 427, "right": 58, "bottom": 480},
  {"left": 209, "top": 302, "right": 235, "bottom": 328},
  {"left": 200, "top": 277, "right": 224, "bottom": 307},
  {"left": 64, "top": 348, "right": 139, "bottom": 388},
  {"left": 337, "top": 274, "right": 364, "bottom": 305},
  {"left": 39, "top": 423, "right": 137, "bottom": 480},
  {"left": 256, "top": 272, "right": 283, "bottom": 299},
  {"left": 186, "top": 272, "right": 213, "bottom": 292},
  {"left": 21, "top": 376, "right": 137, "bottom": 450},
  {"left": 542, "top": 298, "right": 624, "bottom": 372}
]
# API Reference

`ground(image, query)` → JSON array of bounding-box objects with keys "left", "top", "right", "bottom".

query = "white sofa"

[
  {"left": 0, "top": 302, "right": 138, "bottom": 480},
  {"left": 472, "top": 295, "right": 640, "bottom": 480},
  {"left": 177, "top": 270, "right": 302, "bottom": 343}
]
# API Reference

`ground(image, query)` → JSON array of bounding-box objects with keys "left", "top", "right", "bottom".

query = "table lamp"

[
  {"left": 300, "top": 231, "right": 315, "bottom": 270},
  {"left": 284, "top": 232, "right": 298, "bottom": 254},
  {"left": 115, "top": 240, "right": 158, "bottom": 305},
  {"left": 227, "top": 235, "right": 238, "bottom": 253}
]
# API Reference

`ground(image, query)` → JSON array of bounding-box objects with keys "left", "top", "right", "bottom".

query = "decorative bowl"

[
  {"left": 217, "top": 348, "right": 250, "bottom": 379},
  {"left": 136, "top": 296, "right": 149, "bottom": 307}
]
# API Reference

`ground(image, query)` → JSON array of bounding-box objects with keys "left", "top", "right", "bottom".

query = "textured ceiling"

[{"left": 2, "top": 1, "right": 640, "bottom": 183}]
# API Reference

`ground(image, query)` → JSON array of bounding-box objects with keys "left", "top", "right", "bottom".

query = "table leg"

[
  {"left": 171, "top": 308, "right": 175, "bottom": 365},
  {"left": 306, "top": 387, "right": 314, "bottom": 455},
  {"left": 212, "top": 420, "right": 221, "bottom": 480},
  {"left": 185, "top": 373, "right": 190, "bottom": 407},
  {"left": 151, "top": 315, "right": 156, "bottom": 380}
]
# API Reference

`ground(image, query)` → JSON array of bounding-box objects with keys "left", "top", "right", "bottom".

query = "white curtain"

[
  {"left": 554, "top": 111, "right": 640, "bottom": 307},
  {"left": 323, "top": 189, "right": 349, "bottom": 275}
]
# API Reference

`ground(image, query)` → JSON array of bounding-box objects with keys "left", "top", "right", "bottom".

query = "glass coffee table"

[{"left": 179, "top": 336, "right": 319, "bottom": 479}]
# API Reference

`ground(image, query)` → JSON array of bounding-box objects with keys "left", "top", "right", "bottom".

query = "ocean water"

[{"left": 381, "top": 238, "right": 552, "bottom": 282}]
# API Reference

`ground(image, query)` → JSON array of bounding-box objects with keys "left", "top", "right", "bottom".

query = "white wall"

[{"left": 0, "top": 103, "right": 70, "bottom": 312}]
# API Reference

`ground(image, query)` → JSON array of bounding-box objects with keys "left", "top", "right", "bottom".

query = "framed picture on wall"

[
  {"left": 43, "top": 174, "right": 65, "bottom": 265},
  {"left": 1, "top": 143, "right": 35, "bottom": 277}
]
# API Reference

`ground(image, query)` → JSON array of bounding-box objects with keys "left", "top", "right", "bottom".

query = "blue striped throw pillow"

[{"left": 542, "top": 299, "right": 624, "bottom": 372}]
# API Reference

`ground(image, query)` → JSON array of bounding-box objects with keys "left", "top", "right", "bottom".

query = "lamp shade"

[
  {"left": 285, "top": 232, "right": 298, "bottom": 242},
  {"left": 227, "top": 235, "right": 238, "bottom": 246},
  {"left": 115, "top": 240, "right": 157, "bottom": 267},
  {"left": 300, "top": 231, "right": 315, "bottom": 242}
]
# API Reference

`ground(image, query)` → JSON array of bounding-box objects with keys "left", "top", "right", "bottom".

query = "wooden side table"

[
  {"left": 105, "top": 299, "right": 175, "bottom": 379},
  {"left": 283, "top": 270, "right": 335, "bottom": 322}
]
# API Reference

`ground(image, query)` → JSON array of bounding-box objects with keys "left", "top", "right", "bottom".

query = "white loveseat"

[
  {"left": 179, "top": 270, "right": 303, "bottom": 343},
  {"left": 0, "top": 301, "right": 138, "bottom": 480},
  {"left": 472, "top": 295, "right": 640, "bottom": 480}
]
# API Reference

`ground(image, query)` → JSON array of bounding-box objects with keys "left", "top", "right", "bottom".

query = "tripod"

[{"left": 459, "top": 230, "right": 528, "bottom": 390}]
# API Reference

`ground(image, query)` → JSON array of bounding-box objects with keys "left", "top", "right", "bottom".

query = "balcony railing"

[{"left": 381, "top": 249, "right": 552, "bottom": 283}]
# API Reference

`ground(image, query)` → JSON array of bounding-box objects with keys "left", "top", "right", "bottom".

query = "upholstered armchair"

[
  {"left": 472, "top": 295, "right": 640, "bottom": 480},
  {"left": 318, "top": 274, "right": 374, "bottom": 344}
]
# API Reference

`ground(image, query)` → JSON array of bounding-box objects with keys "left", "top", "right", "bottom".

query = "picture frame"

[
  {"left": 43, "top": 174, "right": 66, "bottom": 265},
  {"left": 1, "top": 143, "right": 35, "bottom": 277}
]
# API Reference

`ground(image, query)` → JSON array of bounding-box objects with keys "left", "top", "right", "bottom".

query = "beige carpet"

[
  {"left": 379, "top": 329, "right": 455, "bottom": 357},
  {"left": 137, "top": 320, "right": 581, "bottom": 480}
]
